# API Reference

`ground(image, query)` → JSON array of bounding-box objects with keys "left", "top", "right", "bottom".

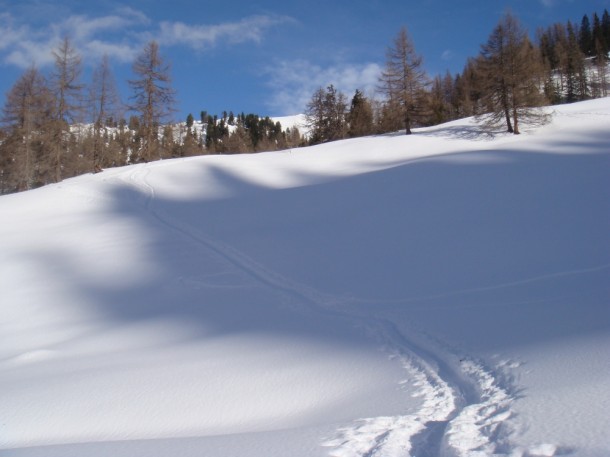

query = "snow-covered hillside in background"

[{"left": 1, "top": 99, "right": 609, "bottom": 457}]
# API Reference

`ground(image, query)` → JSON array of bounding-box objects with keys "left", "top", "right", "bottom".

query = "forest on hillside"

[{"left": 0, "top": 9, "right": 608, "bottom": 195}]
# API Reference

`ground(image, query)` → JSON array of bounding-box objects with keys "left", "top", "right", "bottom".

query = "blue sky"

[{"left": 0, "top": 0, "right": 606, "bottom": 120}]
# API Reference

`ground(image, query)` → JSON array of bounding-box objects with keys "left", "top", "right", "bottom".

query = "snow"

[
  {"left": 272, "top": 113, "right": 307, "bottom": 133},
  {"left": 1, "top": 98, "right": 609, "bottom": 457}
]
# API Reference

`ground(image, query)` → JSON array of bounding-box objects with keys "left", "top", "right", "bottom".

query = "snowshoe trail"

[{"left": 123, "top": 164, "right": 530, "bottom": 457}]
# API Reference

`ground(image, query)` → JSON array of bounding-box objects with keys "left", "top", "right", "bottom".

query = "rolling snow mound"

[{"left": 1, "top": 98, "right": 609, "bottom": 457}]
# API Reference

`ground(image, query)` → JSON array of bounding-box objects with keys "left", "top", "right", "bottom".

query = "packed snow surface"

[{"left": 1, "top": 99, "right": 609, "bottom": 457}]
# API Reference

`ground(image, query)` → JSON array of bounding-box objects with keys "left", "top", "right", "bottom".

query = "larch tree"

[
  {"left": 478, "top": 12, "right": 548, "bottom": 134},
  {"left": 378, "top": 26, "right": 428, "bottom": 134},
  {"left": 1, "top": 67, "right": 53, "bottom": 192},
  {"left": 129, "top": 40, "right": 176, "bottom": 162},
  {"left": 50, "top": 36, "right": 84, "bottom": 181},
  {"left": 90, "top": 55, "right": 122, "bottom": 171},
  {"left": 305, "top": 85, "right": 347, "bottom": 144}
]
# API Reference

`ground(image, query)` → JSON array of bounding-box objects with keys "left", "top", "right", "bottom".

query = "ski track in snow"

[{"left": 109, "top": 163, "right": 560, "bottom": 457}]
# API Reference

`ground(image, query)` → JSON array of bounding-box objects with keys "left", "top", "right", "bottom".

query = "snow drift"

[{"left": 1, "top": 98, "right": 609, "bottom": 457}]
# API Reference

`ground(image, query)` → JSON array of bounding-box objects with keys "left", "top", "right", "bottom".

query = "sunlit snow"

[{"left": 1, "top": 99, "right": 609, "bottom": 457}]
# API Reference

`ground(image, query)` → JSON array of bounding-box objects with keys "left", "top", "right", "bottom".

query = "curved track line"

[{"left": 123, "top": 168, "right": 523, "bottom": 457}]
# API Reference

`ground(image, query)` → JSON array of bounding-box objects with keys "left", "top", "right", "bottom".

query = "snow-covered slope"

[{"left": 1, "top": 99, "right": 609, "bottom": 457}]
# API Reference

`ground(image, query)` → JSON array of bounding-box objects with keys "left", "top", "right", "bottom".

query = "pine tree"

[
  {"left": 602, "top": 10, "right": 610, "bottom": 49},
  {"left": 592, "top": 13, "right": 609, "bottom": 61},
  {"left": 378, "top": 26, "right": 428, "bottom": 134},
  {"left": 562, "top": 21, "right": 589, "bottom": 102},
  {"left": 347, "top": 89, "right": 373, "bottom": 137},
  {"left": 579, "top": 15, "right": 594, "bottom": 56},
  {"left": 593, "top": 12, "right": 609, "bottom": 97},
  {"left": 129, "top": 41, "right": 176, "bottom": 162}
]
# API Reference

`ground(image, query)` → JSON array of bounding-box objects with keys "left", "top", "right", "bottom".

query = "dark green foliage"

[
  {"left": 580, "top": 15, "right": 594, "bottom": 56},
  {"left": 347, "top": 89, "right": 374, "bottom": 137}
]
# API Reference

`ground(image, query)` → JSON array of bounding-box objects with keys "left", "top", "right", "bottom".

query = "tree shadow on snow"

[{"left": 29, "top": 127, "right": 610, "bottom": 351}]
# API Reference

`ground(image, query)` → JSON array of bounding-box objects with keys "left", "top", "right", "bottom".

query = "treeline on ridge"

[{"left": 0, "top": 9, "right": 608, "bottom": 195}]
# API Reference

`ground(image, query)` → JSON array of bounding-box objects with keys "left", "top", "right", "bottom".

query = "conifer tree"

[
  {"left": 562, "top": 21, "right": 588, "bottom": 102},
  {"left": 90, "top": 55, "right": 122, "bottom": 171},
  {"left": 129, "top": 41, "right": 176, "bottom": 162},
  {"left": 478, "top": 12, "right": 548, "bottom": 134},
  {"left": 378, "top": 26, "right": 428, "bottom": 134},
  {"left": 579, "top": 15, "right": 594, "bottom": 56},
  {"left": 347, "top": 89, "right": 373, "bottom": 137},
  {"left": 305, "top": 85, "right": 347, "bottom": 144},
  {"left": 1, "top": 67, "right": 53, "bottom": 192},
  {"left": 50, "top": 36, "right": 84, "bottom": 181},
  {"left": 602, "top": 10, "right": 610, "bottom": 48}
]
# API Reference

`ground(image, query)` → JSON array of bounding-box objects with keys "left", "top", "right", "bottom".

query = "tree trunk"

[
  {"left": 404, "top": 111, "right": 412, "bottom": 135},
  {"left": 512, "top": 105, "right": 520, "bottom": 134}
]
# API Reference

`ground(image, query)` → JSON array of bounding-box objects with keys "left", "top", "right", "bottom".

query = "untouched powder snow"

[{"left": 1, "top": 98, "right": 609, "bottom": 457}]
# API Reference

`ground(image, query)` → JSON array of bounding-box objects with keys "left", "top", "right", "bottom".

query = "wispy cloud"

[
  {"left": 159, "top": 15, "right": 294, "bottom": 51},
  {"left": 0, "top": 10, "right": 147, "bottom": 68},
  {"left": 265, "top": 59, "right": 382, "bottom": 115},
  {"left": 0, "top": 10, "right": 291, "bottom": 69}
]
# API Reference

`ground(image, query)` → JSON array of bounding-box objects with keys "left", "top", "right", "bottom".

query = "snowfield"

[{"left": 1, "top": 98, "right": 609, "bottom": 457}]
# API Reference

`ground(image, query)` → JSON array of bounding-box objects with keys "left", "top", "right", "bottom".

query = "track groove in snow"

[{"left": 121, "top": 166, "right": 525, "bottom": 456}]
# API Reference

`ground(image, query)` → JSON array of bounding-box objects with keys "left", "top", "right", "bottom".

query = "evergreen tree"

[
  {"left": 562, "top": 21, "right": 589, "bottom": 102},
  {"left": 602, "top": 10, "right": 610, "bottom": 49},
  {"left": 225, "top": 119, "right": 252, "bottom": 153},
  {"left": 347, "top": 89, "right": 373, "bottom": 137},
  {"left": 579, "top": 15, "right": 594, "bottom": 56},
  {"left": 592, "top": 13, "right": 609, "bottom": 59}
]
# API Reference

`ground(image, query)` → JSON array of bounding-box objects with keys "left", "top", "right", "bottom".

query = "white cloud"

[
  {"left": 441, "top": 50, "right": 453, "bottom": 61},
  {"left": 0, "top": 10, "right": 148, "bottom": 68},
  {"left": 0, "top": 11, "right": 291, "bottom": 69},
  {"left": 0, "top": 13, "right": 29, "bottom": 51},
  {"left": 83, "top": 40, "right": 139, "bottom": 63},
  {"left": 264, "top": 59, "right": 382, "bottom": 115},
  {"left": 158, "top": 15, "right": 293, "bottom": 50},
  {"left": 60, "top": 14, "right": 141, "bottom": 41}
]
